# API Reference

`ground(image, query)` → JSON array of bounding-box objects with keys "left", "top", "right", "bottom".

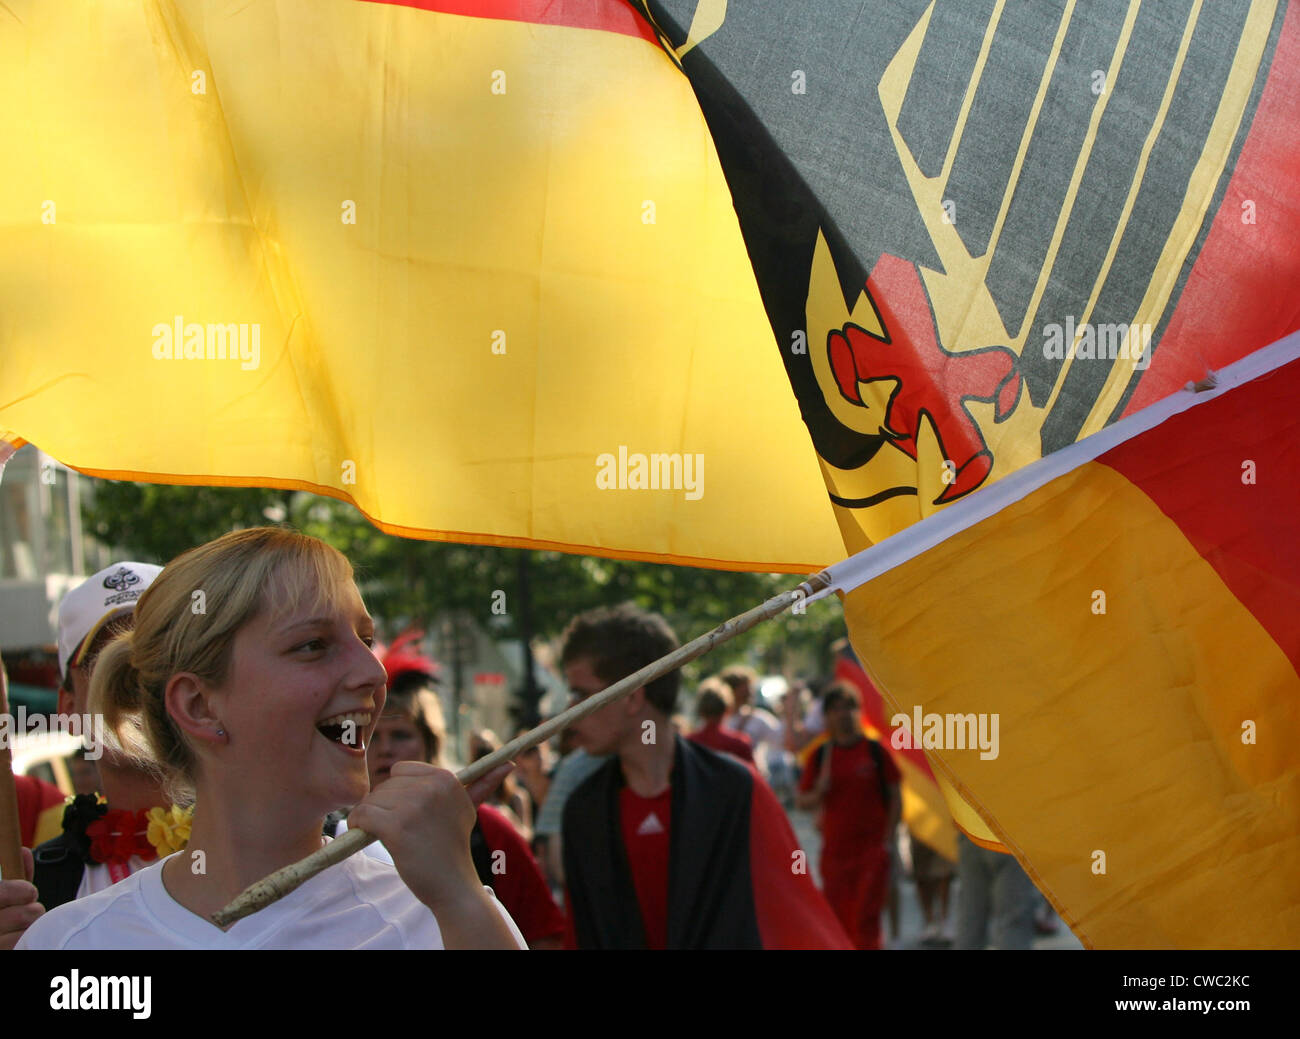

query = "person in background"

[
  {"left": 3, "top": 658, "right": 64, "bottom": 848},
  {"left": 512, "top": 731, "right": 552, "bottom": 827},
  {"left": 3, "top": 667, "right": 62, "bottom": 948},
  {"left": 797, "top": 681, "right": 901, "bottom": 950},
  {"left": 532, "top": 728, "right": 606, "bottom": 896},
  {"left": 911, "top": 830, "right": 956, "bottom": 946},
  {"left": 781, "top": 679, "right": 823, "bottom": 756},
  {"left": 342, "top": 681, "right": 564, "bottom": 949},
  {"left": 686, "top": 678, "right": 753, "bottom": 763},
  {"left": 67, "top": 749, "right": 102, "bottom": 799},
  {"left": 559, "top": 603, "right": 851, "bottom": 949},
  {"left": 12, "top": 773, "right": 65, "bottom": 850},
  {"left": 3, "top": 564, "right": 171, "bottom": 947},
  {"left": 954, "top": 832, "right": 1039, "bottom": 950},
  {"left": 470, "top": 729, "right": 533, "bottom": 841},
  {"left": 379, "top": 629, "right": 442, "bottom": 701},
  {"left": 719, "top": 667, "right": 783, "bottom": 781}
]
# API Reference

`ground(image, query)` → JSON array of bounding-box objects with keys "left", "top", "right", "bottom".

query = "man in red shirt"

[
  {"left": 687, "top": 678, "right": 754, "bottom": 763},
  {"left": 797, "top": 681, "right": 901, "bottom": 950},
  {"left": 559, "top": 603, "right": 850, "bottom": 949}
]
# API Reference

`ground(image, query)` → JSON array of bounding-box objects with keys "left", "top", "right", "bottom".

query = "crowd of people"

[{"left": 1, "top": 527, "right": 1052, "bottom": 950}]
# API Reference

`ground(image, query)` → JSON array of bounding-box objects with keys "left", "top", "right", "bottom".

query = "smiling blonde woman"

[{"left": 17, "top": 528, "right": 524, "bottom": 950}]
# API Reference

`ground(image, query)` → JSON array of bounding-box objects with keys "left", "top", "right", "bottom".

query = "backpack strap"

[
  {"left": 32, "top": 833, "right": 87, "bottom": 911},
  {"left": 866, "top": 739, "right": 892, "bottom": 811}
]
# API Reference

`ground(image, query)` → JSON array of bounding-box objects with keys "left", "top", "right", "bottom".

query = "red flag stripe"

[
  {"left": 1099, "top": 356, "right": 1300, "bottom": 677},
  {"left": 1125, "top": 4, "right": 1300, "bottom": 412},
  {"left": 362, "top": 0, "right": 659, "bottom": 43}
]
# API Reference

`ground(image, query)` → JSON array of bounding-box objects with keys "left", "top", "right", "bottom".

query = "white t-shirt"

[
  {"left": 732, "top": 707, "right": 784, "bottom": 772},
  {"left": 734, "top": 706, "right": 783, "bottom": 745},
  {"left": 78, "top": 857, "right": 150, "bottom": 898},
  {"left": 17, "top": 845, "right": 527, "bottom": 950},
  {"left": 335, "top": 815, "right": 393, "bottom": 864}
]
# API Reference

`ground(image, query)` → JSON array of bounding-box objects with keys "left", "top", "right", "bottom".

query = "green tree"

[{"left": 82, "top": 480, "right": 846, "bottom": 682}]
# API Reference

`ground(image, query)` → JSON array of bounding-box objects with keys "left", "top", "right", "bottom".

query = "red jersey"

[
  {"left": 617, "top": 786, "right": 672, "bottom": 949},
  {"left": 562, "top": 785, "right": 673, "bottom": 950},
  {"left": 687, "top": 720, "right": 754, "bottom": 763},
  {"left": 799, "top": 738, "right": 899, "bottom": 854},
  {"left": 474, "top": 804, "right": 564, "bottom": 946},
  {"left": 562, "top": 738, "right": 852, "bottom": 949}
]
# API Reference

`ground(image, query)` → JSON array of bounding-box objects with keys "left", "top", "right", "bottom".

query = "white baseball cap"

[{"left": 58, "top": 561, "right": 163, "bottom": 679}]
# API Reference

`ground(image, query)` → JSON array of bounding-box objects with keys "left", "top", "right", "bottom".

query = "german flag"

[
  {"left": 0, "top": 0, "right": 844, "bottom": 572},
  {"left": 633, "top": 0, "right": 1300, "bottom": 534},
  {"left": 5, "top": 0, "right": 1298, "bottom": 947},
  {"left": 820, "top": 336, "right": 1300, "bottom": 947},
  {"left": 637, "top": 0, "right": 1300, "bottom": 942}
]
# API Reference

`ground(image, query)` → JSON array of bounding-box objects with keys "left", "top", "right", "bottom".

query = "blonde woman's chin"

[{"left": 299, "top": 734, "right": 372, "bottom": 814}]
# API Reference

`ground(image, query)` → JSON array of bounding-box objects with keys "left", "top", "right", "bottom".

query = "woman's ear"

[{"left": 166, "top": 672, "right": 227, "bottom": 744}]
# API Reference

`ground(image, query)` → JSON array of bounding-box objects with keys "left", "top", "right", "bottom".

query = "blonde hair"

[{"left": 89, "top": 527, "right": 354, "bottom": 801}]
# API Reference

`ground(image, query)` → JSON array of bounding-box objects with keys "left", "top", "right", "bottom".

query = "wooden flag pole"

[
  {"left": 0, "top": 663, "right": 27, "bottom": 882},
  {"left": 212, "top": 571, "right": 833, "bottom": 926}
]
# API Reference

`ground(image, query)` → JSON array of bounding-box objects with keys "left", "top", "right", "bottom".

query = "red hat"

[{"left": 380, "top": 630, "right": 440, "bottom": 688}]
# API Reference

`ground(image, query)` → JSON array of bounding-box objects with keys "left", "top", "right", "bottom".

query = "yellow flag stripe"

[
  {"left": 0, "top": 1, "right": 845, "bottom": 571},
  {"left": 843, "top": 461, "right": 1300, "bottom": 948}
]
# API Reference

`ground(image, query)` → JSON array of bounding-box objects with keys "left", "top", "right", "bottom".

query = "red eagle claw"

[{"left": 826, "top": 253, "right": 1021, "bottom": 504}]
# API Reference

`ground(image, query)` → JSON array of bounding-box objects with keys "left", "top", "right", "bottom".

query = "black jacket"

[{"left": 562, "top": 734, "right": 763, "bottom": 949}]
